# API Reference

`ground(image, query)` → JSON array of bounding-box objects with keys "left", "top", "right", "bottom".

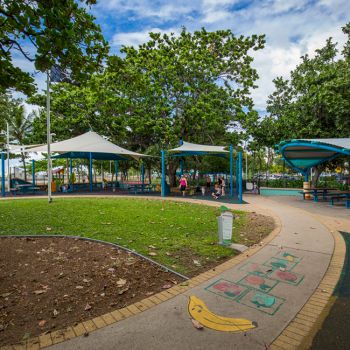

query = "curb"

[{"left": 0, "top": 198, "right": 281, "bottom": 350}]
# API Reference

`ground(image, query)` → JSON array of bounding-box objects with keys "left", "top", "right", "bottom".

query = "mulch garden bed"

[
  {"left": 0, "top": 237, "right": 184, "bottom": 347},
  {"left": 0, "top": 211, "right": 275, "bottom": 346}
]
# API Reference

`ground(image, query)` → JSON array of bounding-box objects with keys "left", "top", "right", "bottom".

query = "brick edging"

[
  {"left": 269, "top": 224, "right": 346, "bottom": 350},
  {"left": 1, "top": 202, "right": 282, "bottom": 350}
]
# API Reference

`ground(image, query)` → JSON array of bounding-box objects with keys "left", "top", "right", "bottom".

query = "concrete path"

[{"left": 48, "top": 196, "right": 336, "bottom": 350}]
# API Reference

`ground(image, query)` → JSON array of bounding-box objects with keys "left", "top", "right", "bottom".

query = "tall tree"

[
  {"left": 0, "top": 0, "right": 109, "bottom": 95},
  {"left": 249, "top": 23, "right": 350, "bottom": 184},
  {"left": 29, "top": 28, "right": 265, "bottom": 184},
  {"left": 0, "top": 94, "right": 32, "bottom": 180}
]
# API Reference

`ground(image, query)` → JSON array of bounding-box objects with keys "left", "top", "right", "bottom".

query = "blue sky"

[{"left": 16, "top": 0, "right": 350, "bottom": 114}]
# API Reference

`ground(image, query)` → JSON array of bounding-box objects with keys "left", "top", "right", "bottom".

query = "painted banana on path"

[{"left": 188, "top": 295, "right": 257, "bottom": 333}]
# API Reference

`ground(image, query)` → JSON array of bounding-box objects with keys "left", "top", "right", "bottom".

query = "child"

[{"left": 211, "top": 183, "right": 222, "bottom": 200}]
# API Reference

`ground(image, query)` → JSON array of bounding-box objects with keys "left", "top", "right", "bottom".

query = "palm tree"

[{"left": 0, "top": 94, "right": 32, "bottom": 181}]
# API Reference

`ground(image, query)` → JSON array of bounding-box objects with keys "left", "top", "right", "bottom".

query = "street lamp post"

[
  {"left": 47, "top": 70, "right": 52, "bottom": 203},
  {"left": 6, "top": 122, "right": 10, "bottom": 192}
]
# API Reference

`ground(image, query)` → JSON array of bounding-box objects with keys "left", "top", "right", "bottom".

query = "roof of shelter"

[
  {"left": 168, "top": 141, "right": 229, "bottom": 157},
  {"left": 277, "top": 138, "right": 350, "bottom": 173},
  {"left": 27, "top": 131, "right": 146, "bottom": 160}
]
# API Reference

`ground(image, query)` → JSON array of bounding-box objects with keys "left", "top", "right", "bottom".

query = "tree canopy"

[
  {"left": 0, "top": 0, "right": 109, "bottom": 95},
  {"left": 251, "top": 23, "right": 350, "bottom": 149},
  {"left": 27, "top": 28, "right": 265, "bottom": 183}
]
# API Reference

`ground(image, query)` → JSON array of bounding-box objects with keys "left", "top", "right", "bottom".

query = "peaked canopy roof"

[
  {"left": 277, "top": 138, "right": 350, "bottom": 173},
  {"left": 27, "top": 131, "right": 146, "bottom": 160},
  {"left": 168, "top": 141, "right": 229, "bottom": 157}
]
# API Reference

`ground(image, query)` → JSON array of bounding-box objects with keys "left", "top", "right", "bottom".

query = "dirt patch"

[
  {"left": 0, "top": 237, "right": 183, "bottom": 346},
  {"left": 236, "top": 212, "right": 275, "bottom": 246}
]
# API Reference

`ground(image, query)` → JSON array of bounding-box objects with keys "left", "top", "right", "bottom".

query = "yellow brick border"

[
  {"left": 0, "top": 198, "right": 282, "bottom": 350},
  {"left": 269, "top": 224, "right": 346, "bottom": 350}
]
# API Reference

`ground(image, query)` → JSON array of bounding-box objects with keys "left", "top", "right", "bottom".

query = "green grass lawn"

[{"left": 0, "top": 198, "right": 248, "bottom": 274}]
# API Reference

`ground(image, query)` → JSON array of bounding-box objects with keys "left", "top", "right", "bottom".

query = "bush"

[{"left": 259, "top": 178, "right": 349, "bottom": 190}]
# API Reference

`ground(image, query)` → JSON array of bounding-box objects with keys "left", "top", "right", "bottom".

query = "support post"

[
  {"left": 236, "top": 158, "right": 239, "bottom": 195},
  {"left": 161, "top": 150, "right": 166, "bottom": 197},
  {"left": 141, "top": 162, "right": 145, "bottom": 192},
  {"left": 1, "top": 153, "right": 5, "bottom": 197},
  {"left": 89, "top": 152, "right": 93, "bottom": 192},
  {"left": 6, "top": 122, "right": 10, "bottom": 192},
  {"left": 229, "top": 145, "right": 233, "bottom": 198},
  {"left": 69, "top": 158, "right": 73, "bottom": 191},
  {"left": 46, "top": 71, "right": 52, "bottom": 203},
  {"left": 304, "top": 171, "right": 309, "bottom": 182},
  {"left": 32, "top": 160, "right": 35, "bottom": 186},
  {"left": 115, "top": 161, "right": 118, "bottom": 182},
  {"left": 238, "top": 151, "right": 243, "bottom": 204}
]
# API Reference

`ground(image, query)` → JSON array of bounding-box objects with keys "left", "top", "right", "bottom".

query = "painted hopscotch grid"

[
  {"left": 263, "top": 257, "right": 299, "bottom": 271},
  {"left": 237, "top": 272, "right": 280, "bottom": 293},
  {"left": 205, "top": 279, "right": 250, "bottom": 301},
  {"left": 237, "top": 289, "right": 286, "bottom": 316},
  {"left": 237, "top": 261, "right": 274, "bottom": 276},
  {"left": 267, "top": 269, "right": 304, "bottom": 286},
  {"left": 274, "top": 251, "right": 302, "bottom": 264}
]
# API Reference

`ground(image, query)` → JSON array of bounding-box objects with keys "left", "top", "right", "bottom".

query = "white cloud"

[
  {"left": 111, "top": 27, "right": 179, "bottom": 47},
  {"left": 10, "top": 0, "right": 350, "bottom": 114},
  {"left": 202, "top": 10, "right": 231, "bottom": 24},
  {"left": 96, "top": 0, "right": 195, "bottom": 22}
]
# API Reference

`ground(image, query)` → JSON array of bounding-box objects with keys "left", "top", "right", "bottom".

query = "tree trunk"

[
  {"left": 311, "top": 166, "right": 322, "bottom": 187},
  {"left": 168, "top": 159, "right": 179, "bottom": 187},
  {"left": 21, "top": 153, "right": 27, "bottom": 181}
]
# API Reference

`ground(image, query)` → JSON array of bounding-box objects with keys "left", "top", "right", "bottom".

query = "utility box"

[{"left": 218, "top": 211, "right": 234, "bottom": 245}]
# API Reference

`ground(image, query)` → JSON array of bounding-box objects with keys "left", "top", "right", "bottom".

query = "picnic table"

[
  {"left": 127, "top": 184, "right": 154, "bottom": 194},
  {"left": 300, "top": 188, "right": 337, "bottom": 202},
  {"left": 329, "top": 192, "right": 350, "bottom": 208},
  {"left": 13, "top": 184, "right": 41, "bottom": 195}
]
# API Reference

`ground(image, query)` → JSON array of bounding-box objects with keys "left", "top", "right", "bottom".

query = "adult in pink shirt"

[{"left": 179, "top": 175, "right": 187, "bottom": 196}]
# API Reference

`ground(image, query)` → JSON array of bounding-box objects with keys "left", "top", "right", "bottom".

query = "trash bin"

[
  {"left": 218, "top": 211, "right": 234, "bottom": 245},
  {"left": 303, "top": 181, "right": 311, "bottom": 200}
]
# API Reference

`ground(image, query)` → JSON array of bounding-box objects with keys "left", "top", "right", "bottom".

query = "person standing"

[
  {"left": 179, "top": 175, "right": 187, "bottom": 196},
  {"left": 218, "top": 176, "right": 225, "bottom": 196}
]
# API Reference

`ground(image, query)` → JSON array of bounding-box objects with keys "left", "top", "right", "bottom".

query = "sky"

[{"left": 15, "top": 0, "right": 350, "bottom": 116}]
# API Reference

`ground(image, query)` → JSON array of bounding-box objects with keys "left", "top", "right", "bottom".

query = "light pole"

[
  {"left": 47, "top": 70, "right": 52, "bottom": 203},
  {"left": 6, "top": 122, "right": 10, "bottom": 192}
]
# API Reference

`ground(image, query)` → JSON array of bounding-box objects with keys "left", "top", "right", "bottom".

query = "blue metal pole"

[
  {"left": 89, "top": 152, "right": 93, "bottom": 192},
  {"left": 238, "top": 151, "right": 243, "bottom": 204},
  {"left": 179, "top": 139, "right": 184, "bottom": 178},
  {"left": 161, "top": 150, "right": 166, "bottom": 197},
  {"left": 32, "top": 159, "right": 35, "bottom": 186},
  {"left": 236, "top": 158, "right": 239, "bottom": 196},
  {"left": 69, "top": 158, "right": 73, "bottom": 191},
  {"left": 304, "top": 170, "right": 309, "bottom": 182},
  {"left": 141, "top": 162, "right": 145, "bottom": 192},
  {"left": 1, "top": 153, "right": 5, "bottom": 197},
  {"left": 229, "top": 145, "right": 233, "bottom": 198},
  {"left": 115, "top": 161, "right": 118, "bottom": 182}
]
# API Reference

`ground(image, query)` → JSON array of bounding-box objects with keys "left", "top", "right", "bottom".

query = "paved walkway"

[{"left": 45, "top": 195, "right": 341, "bottom": 350}]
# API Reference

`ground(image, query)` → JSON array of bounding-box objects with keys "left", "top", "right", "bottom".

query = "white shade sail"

[
  {"left": 168, "top": 141, "right": 229, "bottom": 153},
  {"left": 26, "top": 131, "right": 146, "bottom": 160}
]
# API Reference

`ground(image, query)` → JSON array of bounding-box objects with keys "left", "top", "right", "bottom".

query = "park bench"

[
  {"left": 329, "top": 193, "right": 350, "bottom": 208},
  {"left": 299, "top": 188, "right": 337, "bottom": 202},
  {"left": 9, "top": 184, "right": 40, "bottom": 195}
]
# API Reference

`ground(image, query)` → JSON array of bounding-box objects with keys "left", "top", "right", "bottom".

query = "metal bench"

[{"left": 329, "top": 193, "right": 350, "bottom": 208}]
